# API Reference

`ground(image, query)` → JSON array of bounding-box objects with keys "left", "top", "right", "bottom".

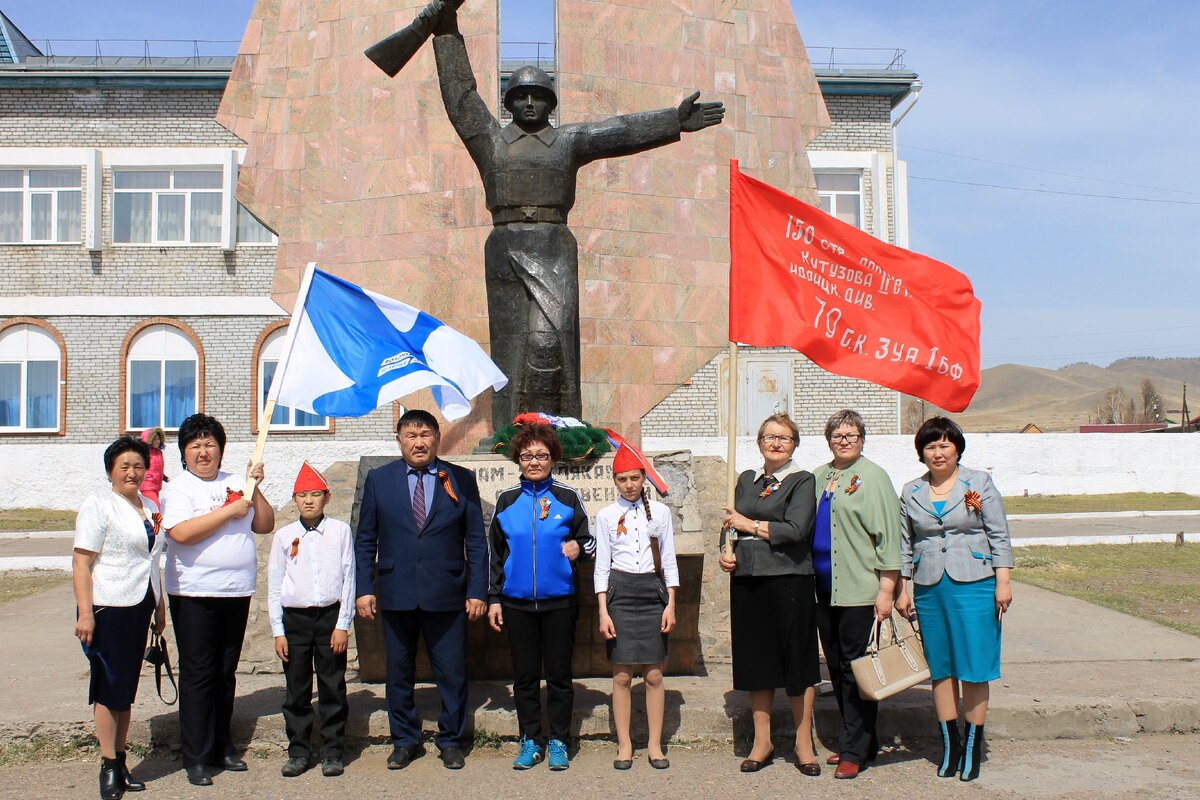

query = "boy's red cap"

[
  {"left": 612, "top": 445, "right": 644, "bottom": 474},
  {"left": 293, "top": 461, "right": 329, "bottom": 494}
]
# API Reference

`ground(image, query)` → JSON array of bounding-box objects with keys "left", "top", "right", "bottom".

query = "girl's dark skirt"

[
  {"left": 80, "top": 586, "right": 154, "bottom": 712},
  {"left": 605, "top": 569, "right": 668, "bottom": 665},
  {"left": 730, "top": 573, "right": 820, "bottom": 696}
]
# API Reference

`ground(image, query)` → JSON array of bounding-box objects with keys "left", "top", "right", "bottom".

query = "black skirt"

[
  {"left": 730, "top": 573, "right": 820, "bottom": 696},
  {"left": 80, "top": 586, "right": 154, "bottom": 712},
  {"left": 605, "top": 570, "right": 668, "bottom": 665}
]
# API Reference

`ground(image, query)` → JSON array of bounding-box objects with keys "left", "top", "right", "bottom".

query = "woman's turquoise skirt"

[{"left": 914, "top": 574, "right": 1001, "bottom": 682}]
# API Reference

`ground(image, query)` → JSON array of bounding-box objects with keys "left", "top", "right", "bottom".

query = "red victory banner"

[{"left": 729, "top": 160, "right": 981, "bottom": 412}]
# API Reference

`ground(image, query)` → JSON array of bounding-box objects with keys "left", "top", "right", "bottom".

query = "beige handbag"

[{"left": 851, "top": 613, "right": 930, "bottom": 701}]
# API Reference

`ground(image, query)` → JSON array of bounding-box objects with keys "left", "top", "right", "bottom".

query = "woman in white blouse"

[
  {"left": 595, "top": 445, "right": 679, "bottom": 770},
  {"left": 73, "top": 435, "right": 166, "bottom": 800},
  {"left": 160, "top": 413, "right": 273, "bottom": 787}
]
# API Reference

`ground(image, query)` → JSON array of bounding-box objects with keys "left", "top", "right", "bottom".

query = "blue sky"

[{"left": 5, "top": 0, "right": 1197, "bottom": 369}]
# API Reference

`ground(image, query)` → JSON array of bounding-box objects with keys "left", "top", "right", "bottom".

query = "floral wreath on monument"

[{"left": 491, "top": 412, "right": 613, "bottom": 462}]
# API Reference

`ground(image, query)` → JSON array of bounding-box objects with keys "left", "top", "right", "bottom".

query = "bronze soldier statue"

[{"left": 369, "top": 0, "right": 724, "bottom": 432}]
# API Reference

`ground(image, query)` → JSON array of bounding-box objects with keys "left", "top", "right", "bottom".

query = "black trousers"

[
  {"left": 281, "top": 604, "right": 348, "bottom": 759},
  {"left": 815, "top": 597, "right": 879, "bottom": 764},
  {"left": 503, "top": 604, "right": 577, "bottom": 744},
  {"left": 380, "top": 608, "right": 469, "bottom": 749},
  {"left": 168, "top": 595, "right": 250, "bottom": 768}
]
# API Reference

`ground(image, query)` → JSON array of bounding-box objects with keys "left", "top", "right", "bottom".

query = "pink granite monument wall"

[{"left": 218, "top": 0, "right": 827, "bottom": 451}]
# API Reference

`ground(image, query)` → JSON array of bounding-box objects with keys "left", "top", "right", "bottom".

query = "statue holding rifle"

[{"left": 366, "top": 0, "right": 725, "bottom": 432}]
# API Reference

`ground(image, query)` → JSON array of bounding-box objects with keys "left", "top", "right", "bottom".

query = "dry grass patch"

[
  {"left": 0, "top": 571, "right": 70, "bottom": 605},
  {"left": 1004, "top": 493, "right": 1200, "bottom": 515},
  {"left": 0, "top": 508, "right": 76, "bottom": 532},
  {"left": 1015, "top": 543, "right": 1200, "bottom": 638}
]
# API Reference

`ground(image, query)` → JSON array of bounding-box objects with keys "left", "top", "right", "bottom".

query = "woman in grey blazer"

[{"left": 896, "top": 417, "right": 1013, "bottom": 783}]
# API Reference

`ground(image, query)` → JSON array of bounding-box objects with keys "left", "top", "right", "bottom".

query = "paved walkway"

[{"left": 3, "top": 574, "right": 1198, "bottom": 750}]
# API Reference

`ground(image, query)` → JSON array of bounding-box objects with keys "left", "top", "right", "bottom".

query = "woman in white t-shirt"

[
  {"left": 160, "top": 414, "right": 274, "bottom": 787},
  {"left": 73, "top": 435, "right": 166, "bottom": 800}
]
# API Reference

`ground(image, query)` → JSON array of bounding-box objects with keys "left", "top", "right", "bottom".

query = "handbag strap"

[{"left": 154, "top": 632, "right": 178, "bottom": 706}]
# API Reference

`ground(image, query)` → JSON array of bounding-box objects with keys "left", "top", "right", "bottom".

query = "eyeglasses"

[
  {"left": 831, "top": 434, "right": 861, "bottom": 444},
  {"left": 519, "top": 453, "right": 552, "bottom": 463},
  {"left": 760, "top": 434, "right": 794, "bottom": 444}
]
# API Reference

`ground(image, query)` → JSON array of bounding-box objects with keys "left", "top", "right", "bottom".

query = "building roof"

[
  {"left": 813, "top": 69, "right": 920, "bottom": 105},
  {"left": 0, "top": 10, "right": 42, "bottom": 64}
]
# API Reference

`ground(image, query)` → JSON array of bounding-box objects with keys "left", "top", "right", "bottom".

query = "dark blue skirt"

[{"left": 80, "top": 586, "right": 154, "bottom": 711}]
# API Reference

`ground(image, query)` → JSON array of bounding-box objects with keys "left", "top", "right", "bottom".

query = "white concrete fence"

[{"left": 3, "top": 433, "right": 1198, "bottom": 511}]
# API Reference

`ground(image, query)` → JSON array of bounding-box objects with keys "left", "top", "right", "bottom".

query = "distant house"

[{"left": 1019, "top": 423, "right": 1042, "bottom": 433}]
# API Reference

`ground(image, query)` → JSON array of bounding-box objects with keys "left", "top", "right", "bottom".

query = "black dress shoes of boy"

[
  {"left": 218, "top": 753, "right": 248, "bottom": 771},
  {"left": 185, "top": 764, "right": 213, "bottom": 786}
]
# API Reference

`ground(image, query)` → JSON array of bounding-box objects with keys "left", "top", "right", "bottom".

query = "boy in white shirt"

[{"left": 268, "top": 462, "right": 355, "bottom": 778}]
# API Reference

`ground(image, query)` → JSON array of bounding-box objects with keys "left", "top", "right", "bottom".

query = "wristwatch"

[{"left": 753, "top": 520, "right": 761, "bottom": 537}]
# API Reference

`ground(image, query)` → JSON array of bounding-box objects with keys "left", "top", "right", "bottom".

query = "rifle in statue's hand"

[{"left": 365, "top": 0, "right": 466, "bottom": 77}]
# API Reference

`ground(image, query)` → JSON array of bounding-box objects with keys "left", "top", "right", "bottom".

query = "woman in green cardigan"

[{"left": 809, "top": 409, "right": 902, "bottom": 779}]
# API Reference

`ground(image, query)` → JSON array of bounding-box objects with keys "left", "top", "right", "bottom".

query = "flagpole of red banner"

[
  {"left": 245, "top": 261, "right": 318, "bottom": 499},
  {"left": 723, "top": 340, "right": 738, "bottom": 560}
]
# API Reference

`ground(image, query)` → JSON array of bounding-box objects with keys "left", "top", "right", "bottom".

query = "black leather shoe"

[
  {"left": 739, "top": 749, "right": 774, "bottom": 773},
  {"left": 100, "top": 758, "right": 123, "bottom": 800},
  {"left": 185, "top": 764, "right": 213, "bottom": 786},
  {"left": 439, "top": 746, "right": 466, "bottom": 770},
  {"left": 280, "top": 757, "right": 308, "bottom": 778},
  {"left": 219, "top": 754, "right": 248, "bottom": 772},
  {"left": 320, "top": 757, "right": 344, "bottom": 777},
  {"left": 648, "top": 756, "right": 670, "bottom": 770},
  {"left": 386, "top": 745, "right": 422, "bottom": 770},
  {"left": 118, "top": 752, "right": 145, "bottom": 792}
]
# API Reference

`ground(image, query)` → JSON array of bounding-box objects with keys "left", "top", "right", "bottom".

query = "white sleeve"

[
  {"left": 337, "top": 522, "right": 356, "bottom": 631},
  {"left": 658, "top": 509, "right": 680, "bottom": 589},
  {"left": 267, "top": 532, "right": 286, "bottom": 637},
  {"left": 593, "top": 510, "right": 613, "bottom": 594},
  {"left": 73, "top": 495, "right": 107, "bottom": 553},
  {"left": 159, "top": 480, "right": 196, "bottom": 532}
]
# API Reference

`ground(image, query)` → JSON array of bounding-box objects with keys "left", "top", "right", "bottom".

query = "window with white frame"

[
  {"left": 237, "top": 203, "right": 276, "bottom": 245},
  {"left": 258, "top": 328, "right": 328, "bottom": 430},
  {"left": 0, "top": 168, "right": 83, "bottom": 243},
  {"left": 815, "top": 172, "right": 863, "bottom": 229},
  {"left": 112, "top": 169, "right": 222, "bottom": 244},
  {"left": 127, "top": 325, "right": 198, "bottom": 431},
  {"left": 0, "top": 324, "right": 61, "bottom": 432}
]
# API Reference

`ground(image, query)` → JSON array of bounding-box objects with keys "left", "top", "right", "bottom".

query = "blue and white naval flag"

[{"left": 269, "top": 264, "right": 507, "bottom": 421}]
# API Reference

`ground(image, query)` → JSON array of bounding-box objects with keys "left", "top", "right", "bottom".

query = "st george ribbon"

[
  {"left": 269, "top": 263, "right": 508, "bottom": 421},
  {"left": 728, "top": 160, "right": 981, "bottom": 412}
]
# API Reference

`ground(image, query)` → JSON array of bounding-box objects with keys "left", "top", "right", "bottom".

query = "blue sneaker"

[
  {"left": 513, "top": 737, "right": 543, "bottom": 770},
  {"left": 547, "top": 738, "right": 569, "bottom": 771}
]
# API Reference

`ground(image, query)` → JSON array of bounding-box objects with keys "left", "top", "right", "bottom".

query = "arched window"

[
  {"left": 258, "top": 328, "right": 328, "bottom": 430},
  {"left": 126, "top": 324, "right": 198, "bottom": 431},
  {"left": 0, "top": 323, "right": 62, "bottom": 431}
]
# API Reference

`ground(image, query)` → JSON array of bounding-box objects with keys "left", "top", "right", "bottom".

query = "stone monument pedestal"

[{"left": 350, "top": 452, "right": 709, "bottom": 681}]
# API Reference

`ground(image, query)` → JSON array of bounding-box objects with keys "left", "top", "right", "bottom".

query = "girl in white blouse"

[
  {"left": 594, "top": 445, "right": 679, "bottom": 770},
  {"left": 73, "top": 435, "right": 166, "bottom": 799}
]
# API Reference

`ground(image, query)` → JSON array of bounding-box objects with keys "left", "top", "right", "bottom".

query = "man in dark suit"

[{"left": 355, "top": 409, "right": 487, "bottom": 770}]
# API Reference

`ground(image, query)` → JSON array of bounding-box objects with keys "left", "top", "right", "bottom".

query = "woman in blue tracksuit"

[{"left": 488, "top": 423, "right": 594, "bottom": 771}]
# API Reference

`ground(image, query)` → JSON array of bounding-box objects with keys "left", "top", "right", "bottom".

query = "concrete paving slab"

[{"left": 3, "top": 578, "right": 1198, "bottom": 750}]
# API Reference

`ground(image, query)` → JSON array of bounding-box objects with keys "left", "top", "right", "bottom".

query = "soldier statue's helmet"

[{"left": 503, "top": 65, "right": 558, "bottom": 113}]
